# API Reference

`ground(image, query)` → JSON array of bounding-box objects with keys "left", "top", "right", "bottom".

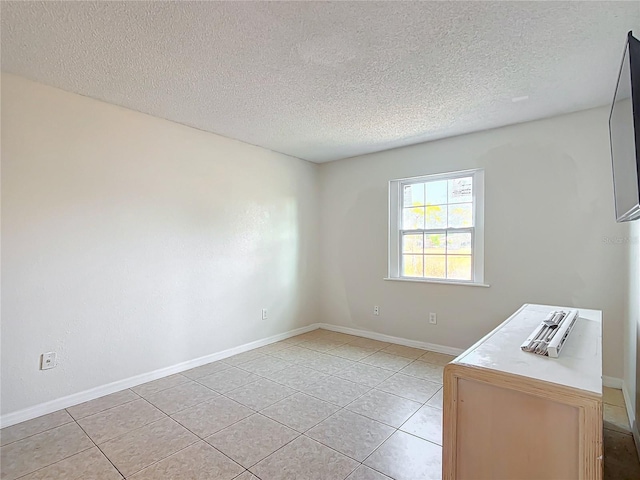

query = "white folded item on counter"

[{"left": 520, "top": 309, "right": 579, "bottom": 358}]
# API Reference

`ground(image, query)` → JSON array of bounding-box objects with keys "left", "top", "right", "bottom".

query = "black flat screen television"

[{"left": 610, "top": 31, "right": 640, "bottom": 222}]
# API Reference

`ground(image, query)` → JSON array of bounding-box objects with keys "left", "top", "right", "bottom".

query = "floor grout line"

[
  {"left": 70, "top": 414, "right": 127, "bottom": 480},
  {"left": 0, "top": 417, "right": 76, "bottom": 449},
  {"left": 66, "top": 391, "right": 143, "bottom": 422},
  {"left": 6, "top": 329, "right": 639, "bottom": 479},
  {"left": 604, "top": 425, "right": 634, "bottom": 436},
  {"left": 195, "top": 335, "right": 434, "bottom": 476},
  {"left": 201, "top": 332, "right": 443, "bottom": 478},
  {"left": 3, "top": 329, "right": 448, "bottom": 480}
]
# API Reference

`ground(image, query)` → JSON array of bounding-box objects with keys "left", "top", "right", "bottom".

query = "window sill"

[{"left": 384, "top": 277, "right": 490, "bottom": 287}]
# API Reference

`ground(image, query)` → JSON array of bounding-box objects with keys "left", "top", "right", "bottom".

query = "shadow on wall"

[
  {"left": 335, "top": 141, "right": 598, "bottom": 344},
  {"left": 339, "top": 185, "right": 389, "bottom": 331},
  {"left": 481, "top": 142, "right": 587, "bottom": 307}
]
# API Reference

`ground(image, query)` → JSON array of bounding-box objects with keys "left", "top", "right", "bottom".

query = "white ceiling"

[{"left": 2, "top": 1, "right": 639, "bottom": 163}]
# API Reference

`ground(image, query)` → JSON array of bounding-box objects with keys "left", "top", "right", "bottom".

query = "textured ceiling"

[{"left": 2, "top": 1, "right": 639, "bottom": 163}]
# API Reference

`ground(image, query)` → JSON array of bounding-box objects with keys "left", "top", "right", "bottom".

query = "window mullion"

[{"left": 393, "top": 169, "right": 482, "bottom": 283}]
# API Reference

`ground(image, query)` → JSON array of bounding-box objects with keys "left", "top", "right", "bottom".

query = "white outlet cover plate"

[{"left": 41, "top": 352, "right": 57, "bottom": 370}]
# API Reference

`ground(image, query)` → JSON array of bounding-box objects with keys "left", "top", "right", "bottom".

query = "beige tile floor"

[
  {"left": 603, "top": 386, "right": 640, "bottom": 480},
  {"left": 1, "top": 328, "right": 639, "bottom": 480}
]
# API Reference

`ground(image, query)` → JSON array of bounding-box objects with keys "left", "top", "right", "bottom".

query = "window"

[{"left": 388, "top": 169, "right": 485, "bottom": 285}]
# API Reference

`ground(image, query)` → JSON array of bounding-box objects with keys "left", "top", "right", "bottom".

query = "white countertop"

[{"left": 453, "top": 304, "right": 602, "bottom": 396}]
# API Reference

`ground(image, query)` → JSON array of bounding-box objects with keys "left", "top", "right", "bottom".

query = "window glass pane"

[
  {"left": 447, "top": 232, "right": 472, "bottom": 255},
  {"left": 448, "top": 177, "right": 473, "bottom": 204},
  {"left": 447, "top": 255, "right": 472, "bottom": 280},
  {"left": 425, "top": 180, "right": 447, "bottom": 205},
  {"left": 425, "top": 205, "right": 447, "bottom": 229},
  {"left": 403, "top": 207, "right": 425, "bottom": 230},
  {"left": 448, "top": 203, "right": 473, "bottom": 228},
  {"left": 402, "top": 255, "right": 424, "bottom": 277},
  {"left": 402, "top": 234, "right": 423, "bottom": 254},
  {"left": 424, "top": 233, "right": 446, "bottom": 254},
  {"left": 425, "top": 255, "right": 446, "bottom": 278},
  {"left": 403, "top": 183, "right": 425, "bottom": 207}
]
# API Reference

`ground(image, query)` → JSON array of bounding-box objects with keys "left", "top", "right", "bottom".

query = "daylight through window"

[{"left": 388, "top": 169, "right": 484, "bottom": 284}]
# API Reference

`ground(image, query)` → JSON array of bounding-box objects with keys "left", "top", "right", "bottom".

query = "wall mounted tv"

[{"left": 610, "top": 31, "right": 640, "bottom": 222}]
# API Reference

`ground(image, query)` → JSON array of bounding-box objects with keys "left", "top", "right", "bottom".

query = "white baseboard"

[
  {"left": 4, "top": 320, "right": 631, "bottom": 431},
  {"left": 622, "top": 382, "right": 635, "bottom": 427},
  {"left": 621, "top": 382, "right": 640, "bottom": 460},
  {"left": 0, "top": 324, "right": 317, "bottom": 428},
  {"left": 632, "top": 420, "right": 640, "bottom": 461},
  {"left": 0, "top": 323, "right": 477, "bottom": 428},
  {"left": 603, "top": 375, "right": 624, "bottom": 389},
  {"left": 317, "top": 323, "right": 465, "bottom": 356}
]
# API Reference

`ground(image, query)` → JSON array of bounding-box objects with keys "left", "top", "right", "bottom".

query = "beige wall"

[
  {"left": 2, "top": 72, "right": 632, "bottom": 418},
  {"left": 319, "top": 106, "right": 628, "bottom": 378},
  {"left": 624, "top": 220, "right": 639, "bottom": 440},
  {"left": 1, "top": 74, "right": 320, "bottom": 415}
]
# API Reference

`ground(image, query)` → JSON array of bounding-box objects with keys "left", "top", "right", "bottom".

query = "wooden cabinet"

[{"left": 443, "top": 304, "right": 603, "bottom": 480}]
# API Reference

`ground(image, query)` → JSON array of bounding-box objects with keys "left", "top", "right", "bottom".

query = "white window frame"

[{"left": 387, "top": 168, "right": 487, "bottom": 287}]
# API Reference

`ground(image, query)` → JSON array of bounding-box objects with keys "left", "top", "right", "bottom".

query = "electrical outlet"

[
  {"left": 429, "top": 312, "right": 437, "bottom": 325},
  {"left": 40, "top": 352, "right": 57, "bottom": 370},
  {"left": 262, "top": 308, "right": 268, "bottom": 320},
  {"left": 373, "top": 306, "right": 380, "bottom": 316}
]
